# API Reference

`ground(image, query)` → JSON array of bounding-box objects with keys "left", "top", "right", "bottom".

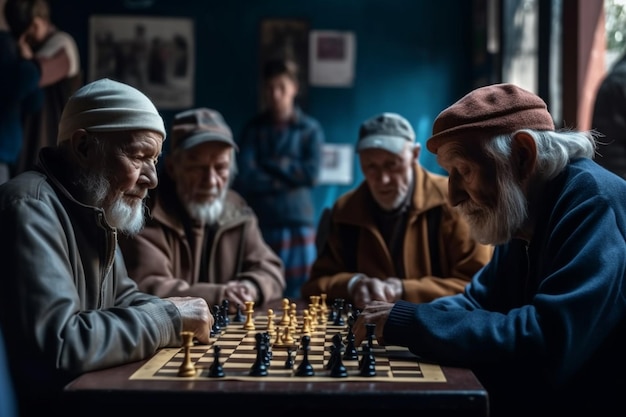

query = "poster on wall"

[
  {"left": 89, "top": 15, "right": 194, "bottom": 109},
  {"left": 318, "top": 143, "right": 354, "bottom": 185},
  {"left": 259, "top": 18, "right": 310, "bottom": 110},
  {"left": 309, "top": 30, "right": 356, "bottom": 87}
]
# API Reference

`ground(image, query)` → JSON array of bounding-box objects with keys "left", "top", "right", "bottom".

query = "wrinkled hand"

[
  {"left": 353, "top": 300, "right": 395, "bottom": 346},
  {"left": 223, "top": 281, "right": 259, "bottom": 314},
  {"left": 351, "top": 276, "right": 403, "bottom": 310},
  {"left": 167, "top": 296, "right": 213, "bottom": 344}
]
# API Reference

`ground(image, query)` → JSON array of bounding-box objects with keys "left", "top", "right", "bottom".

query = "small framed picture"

[
  {"left": 258, "top": 18, "right": 310, "bottom": 110},
  {"left": 89, "top": 15, "right": 195, "bottom": 109}
]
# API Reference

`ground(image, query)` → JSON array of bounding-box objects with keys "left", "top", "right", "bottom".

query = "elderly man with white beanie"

[{"left": 0, "top": 78, "right": 214, "bottom": 417}]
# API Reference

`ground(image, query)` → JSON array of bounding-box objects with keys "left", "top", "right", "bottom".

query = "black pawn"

[
  {"left": 329, "top": 333, "right": 347, "bottom": 378},
  {"left": 232, "top": 304, "right": 245, "bottom": 323},
  {"left": 284, "top": 347, "right": 295, "bottom": 369},
  {"left": 295, "top": 335, "right": 315, "bottom": 376},
  {"left": 208, "top": 345, "right": 225, "bottom": 377},
  {"left": 359, "top": 343, "right": 376, "bottom": 377}
]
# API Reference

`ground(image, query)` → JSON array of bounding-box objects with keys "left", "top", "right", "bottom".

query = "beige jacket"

[
  {"left": 302, "top": 163, "right": 493, "bottom": 304},
  {"left": 119, "top": 187, "right": 285, "bottom": 309}
]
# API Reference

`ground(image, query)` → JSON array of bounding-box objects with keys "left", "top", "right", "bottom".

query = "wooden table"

[
  {"left": 64, "top": 360, "right": 487, "bottom": 416},
  {"left": 62, "top": 298, "right": 489, "bottom": 416}
]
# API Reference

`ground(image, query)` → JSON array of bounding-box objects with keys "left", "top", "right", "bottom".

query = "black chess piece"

[
  {"left": 208, "top": 345, "right": 225, "bottom": 377},
  {"left": 365, "top": 323, "right": 376, "bottom": 349},
  {"left": 332, "top": 298, "right": 345, "bottom": 326},
  {"left": 343, "top": 316, "right": 358, "bottom": 361},
  {"left": 329, "top": 333, "right": 347, "bottom": 377},
  {"left": 221, "top": 299, "right": 230, "bottom": 326},
  {"left": 249, "top": 333, "right": 268, "bottom": 376},
  {"left": 325, "top": 344, "right": 337, "bottom": 370},
  {"left": 262, "top": 332, "right": 272, "bottom": 368},
  {"left": 284, "top": 347, "right": 295, "bottom": 369},
  {"left": 327, "top": 299, "right": 338, "bottom": 322},
  {"left": 359, "top": 343, "right": 376, "bottom": 377},
  {"left": 295, "top": 335, "right": 315, "bottom": 376},
  {"left": 232, "top": 303, "right": 245, "bottom": 323},
  {"left": 210, "top": 305, "right": 221, "bottom": 336}
]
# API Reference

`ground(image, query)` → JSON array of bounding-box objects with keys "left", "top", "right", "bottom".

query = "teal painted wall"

[{"left": 50, "top": 0, "right": 475, "bottom": 222}]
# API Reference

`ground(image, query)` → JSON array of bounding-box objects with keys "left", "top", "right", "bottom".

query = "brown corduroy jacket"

[
  {"left": 119, "top": 188, "right": 285, "bottom": 309},
  {"left": 301, "top": 163, "right": 493, "bottom": 304}
]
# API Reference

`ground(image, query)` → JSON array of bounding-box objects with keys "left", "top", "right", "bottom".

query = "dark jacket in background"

[
  {"left": 0, "top": 31, "right": 42, "bottom": 168},
  {"left": 591, "top": 54, "right": 626, "bottom": 179}
]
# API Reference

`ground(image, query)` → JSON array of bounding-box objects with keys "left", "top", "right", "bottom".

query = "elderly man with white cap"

[
  {"left": 354, "top": 84, "right": 626, "bottom": 417},
  {"left": 301, "top": 112, "right": 492, "bottom": 309},
  {"left": 119, "top": 107, "right": 285, "bottom": 315},
  {"left": 0, "top": 78, "right": 213, "bottom": 416}
]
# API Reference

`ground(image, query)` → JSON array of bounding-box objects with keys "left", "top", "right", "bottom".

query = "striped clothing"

[
  {"left": 262, "top": 225, "right": 317, "bottom": 299},
  {"left": 233, "top": 106, "right": 325, "bottom": 298}
]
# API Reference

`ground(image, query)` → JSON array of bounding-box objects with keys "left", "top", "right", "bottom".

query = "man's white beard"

[
  {"left": 185, "top": 187, "right": 226, "bottom": 225},
  {"left": 78, "top": 169, "right": 146, "bottom": 235},
  {"left": 459, "top": 170, "right": 527, "bottom": 246},
  {"left": 107, "top": 197, "right": 146, "bottom": 235}
]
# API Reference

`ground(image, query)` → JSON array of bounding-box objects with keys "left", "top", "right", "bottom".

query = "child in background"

[{"left": 233, "top": 56, "right": 325, "bottom": 299}]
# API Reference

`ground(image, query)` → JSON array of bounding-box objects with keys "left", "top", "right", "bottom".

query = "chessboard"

[{"left": 130, "top": 300, "right": 446, "bottom": 383}]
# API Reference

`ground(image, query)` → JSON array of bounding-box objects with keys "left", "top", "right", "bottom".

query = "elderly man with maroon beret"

[{"left": 354, "top": 83, "right": 626, "bottom": 417}]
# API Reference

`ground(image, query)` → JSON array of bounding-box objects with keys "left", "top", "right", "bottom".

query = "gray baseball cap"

[
  {"left": 171, "top": 107, "right": 237, "bottom": 151},
  {"left": 357, "top": 112, "right": 416, "bottom": 155}
]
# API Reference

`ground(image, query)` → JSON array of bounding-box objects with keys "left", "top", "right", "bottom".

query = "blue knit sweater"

[{"left": 384, "top": 158, "right": 626, "bottom": 416}]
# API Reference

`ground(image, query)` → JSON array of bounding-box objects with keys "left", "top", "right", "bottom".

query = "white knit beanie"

[{"left": 57, "top": 78, "right": 166, "bottom": 144}]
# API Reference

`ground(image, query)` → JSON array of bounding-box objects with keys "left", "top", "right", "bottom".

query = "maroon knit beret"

[{"left": 426, "top": 83, "right": 555, "bottom": 154}]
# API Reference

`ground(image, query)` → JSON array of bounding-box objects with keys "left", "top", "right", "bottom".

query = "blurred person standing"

[
  {"left": 591, "top": 51, "right": 626, "bottom": 179},
  {"left": 4, "top": 0, "right": 82, "bottom": 174},
  {"left": 0, "top": 0, "right": 42, "bottom": 184},
  {"left": 233, "top": 56, "right": 325, "bottom": 299}
]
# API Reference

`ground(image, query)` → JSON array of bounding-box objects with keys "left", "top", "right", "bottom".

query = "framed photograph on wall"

[
  {"left": 318, "top": 143, "right": 354, "bottom": 185},
  {"left": 259, "top": 18, "right": 310, "bottom": 110},
  {"left": 309, "top": 30, "right": 356, "bottom": 87},
  {"left": 89, "top": 15, "right": 194, "bottom": 109}
]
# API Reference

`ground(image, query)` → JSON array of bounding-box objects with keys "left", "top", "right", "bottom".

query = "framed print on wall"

[
  {"left": 258, "top": 18, "right": 310, "bottom": 110},
  {"left": 89, "top": 15, "right": 194, "bottom": 109}
]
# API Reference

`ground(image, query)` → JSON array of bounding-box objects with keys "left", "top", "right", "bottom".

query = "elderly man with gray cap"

[
  {"left": 119, "top": 107, "right": 285, "bottom": 315},
  {"left": 353, "top": 84, "right": 626, "bottom": 417},
  {"left": 301, "top": 112, "right": 492, "bottom": 309},
  {"left": 0, "top": 78, "right": 213, "bottom": 416}
]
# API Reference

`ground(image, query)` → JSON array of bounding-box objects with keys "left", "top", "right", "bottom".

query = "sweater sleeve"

[{"left": 384, "top": 186, "right": 626, "bottom": 387}]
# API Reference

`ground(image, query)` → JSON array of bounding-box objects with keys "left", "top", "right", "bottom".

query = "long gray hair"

[{"left": 483, "top": 129, "right": 598, "bottom": 181}]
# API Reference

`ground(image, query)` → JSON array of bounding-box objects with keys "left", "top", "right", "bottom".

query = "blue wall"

[{"left": 50, "top": 0, "right": 475, "bottom": 222}]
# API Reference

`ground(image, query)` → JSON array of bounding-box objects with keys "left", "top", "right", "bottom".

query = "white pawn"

[{"left": 266, "top": 308, "right": 276, "bottom": 337}]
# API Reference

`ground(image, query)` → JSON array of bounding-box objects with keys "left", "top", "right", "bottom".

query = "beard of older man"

[
  {"left": 183, "top": 186, "right": 227, "bottom": 226},
  {"left": 459, "top": 164, "right": 528, "bottom": 246},
  {"left": 77, "top": 167, "right": 147, "bottom": 236}
]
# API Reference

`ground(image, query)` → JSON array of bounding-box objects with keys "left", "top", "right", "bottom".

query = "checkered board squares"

[{"left": 130, "top": 316, "right": 446, "bottom": 382}]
